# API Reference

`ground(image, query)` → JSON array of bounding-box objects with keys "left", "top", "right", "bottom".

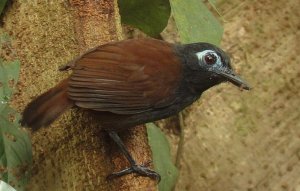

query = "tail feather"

[{"left": 21, "top": 79, "right": 73, "bottom": 131}]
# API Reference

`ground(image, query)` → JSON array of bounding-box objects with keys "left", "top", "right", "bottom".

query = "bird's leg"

[{"left": 107, "top": 131, "right": 161, "bottom": 181}]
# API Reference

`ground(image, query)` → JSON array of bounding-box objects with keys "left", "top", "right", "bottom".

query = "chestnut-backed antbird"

[{"left": 21, "top": 38, "right": 250, "bottom": 181}]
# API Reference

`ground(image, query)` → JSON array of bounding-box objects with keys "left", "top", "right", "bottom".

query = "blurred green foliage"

[
  {"left": 147, "top": 123, "right": 179, "bottom": 191},
  {"left": 118, "top": 0, "right": 171, "bottom": 37},
  {"left": 0, "top": 33, "right": 32, "bottom": 191},
  {"left": 170, "top": 0, "right": 223, "bottom": 45},
  {"left": 0, "top": 0, "right": 7, "bottom": 16}
]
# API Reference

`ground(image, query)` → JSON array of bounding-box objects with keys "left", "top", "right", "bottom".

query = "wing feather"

[{"left": 68, "top": 38, "right": 182, "bottom": 114}]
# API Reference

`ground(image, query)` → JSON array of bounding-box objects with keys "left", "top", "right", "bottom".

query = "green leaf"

[
  {"left": 118, "top": 0, "right": 171, "bottom": 37},
  {"left": 0, "top": 105, "right": 32, "bottom": 191},
  {"left": 0, "top": 59, "right": 20, "bottom": 103},
  {"left": 0, "top": 33, "right": 32, "bottom": 191},
  {"left": 146, "top": 123, "right": 178, "bottom": 191},
  {"left": 0, "top": 0, "right": 7, "bottom": 15},
  {"left": 170, "top": 0, "right": 223, "bottom": 45},
  {"left": 0, "top": 180, "right": 17, "bottom": 191}
]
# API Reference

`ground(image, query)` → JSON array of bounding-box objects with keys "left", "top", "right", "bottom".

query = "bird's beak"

[{"left": 217, "top": 69, "right": 251, "bottom": 90}]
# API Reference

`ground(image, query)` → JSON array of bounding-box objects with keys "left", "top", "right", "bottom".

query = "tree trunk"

[{"left": 4, "top": 0, "right": 157, "bottom": 190}]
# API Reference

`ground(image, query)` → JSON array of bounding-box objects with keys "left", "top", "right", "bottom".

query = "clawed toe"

[
  {"left": 107, "top": 132, "right": 161, "bottom": 182},
  {"left": 107, "top": 164, "right": 161, "bottom": 182}
]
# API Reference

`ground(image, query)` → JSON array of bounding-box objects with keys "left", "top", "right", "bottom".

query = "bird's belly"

[{"left": 95, "top": 95, "right": 199, "bottom": 131}]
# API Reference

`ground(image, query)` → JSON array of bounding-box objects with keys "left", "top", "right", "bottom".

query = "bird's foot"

[{"left": 107, "top": 163, "right": 161, "bottom": 182}]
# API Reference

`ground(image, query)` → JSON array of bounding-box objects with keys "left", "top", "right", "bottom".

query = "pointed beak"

[{"left": 217, "top": 69, "right": 251, "bottom": 90}]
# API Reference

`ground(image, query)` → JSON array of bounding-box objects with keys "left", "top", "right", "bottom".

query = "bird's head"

[{"left": 176, "top": 42, "right": 250, "bottom": 93}]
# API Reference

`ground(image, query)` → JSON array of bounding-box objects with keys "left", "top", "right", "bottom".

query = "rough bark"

[{"left": 4, "top": 0, "right": 157, "bottom": 190}]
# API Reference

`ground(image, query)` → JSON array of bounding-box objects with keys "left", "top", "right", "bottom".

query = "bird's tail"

[{"left": 21, "top": 79, "right": 73, "bottom": 131}]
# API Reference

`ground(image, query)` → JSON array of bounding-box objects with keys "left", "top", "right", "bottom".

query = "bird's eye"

[
  {"left": 204, "top": 53, "right": 217, "bottom": 65},
  {"left": 196, "top": 50, "right": 220, "bottom": 67}
]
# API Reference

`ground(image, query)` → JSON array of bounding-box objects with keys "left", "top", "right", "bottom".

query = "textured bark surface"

[{"left": 4, "top": 0, "right": 156, "bottom": 190}]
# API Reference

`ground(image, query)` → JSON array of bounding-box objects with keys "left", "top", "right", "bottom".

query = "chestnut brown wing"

[{"left": 68, "top": 38, "right": 182, "bottom": 114}]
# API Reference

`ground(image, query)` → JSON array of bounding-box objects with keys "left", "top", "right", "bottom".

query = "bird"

[{"left": 21, "top": 38, "right": 250, "bottom": 181}]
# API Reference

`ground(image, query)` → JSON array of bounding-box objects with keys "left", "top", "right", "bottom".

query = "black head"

[{"left": 175, "top": 42, "right": 250, "bottom": 93}]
